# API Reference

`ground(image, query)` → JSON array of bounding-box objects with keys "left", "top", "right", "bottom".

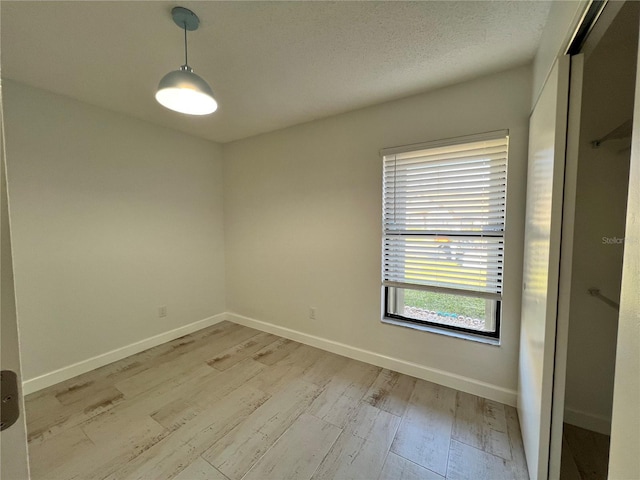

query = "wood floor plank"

[
  {"left": 243, "top": 413, "right": 341, "bottom": 480},
  {"left": 252, "top": 337, "right": 302, "bottom": 366},
  {"left": 105, "top": 385, "right": 270, "bottom": 480},
  {"left": 45, "top": 322, "right": 242, "bottom": 406},
  {"left": 37, "top": 368, "right": 215, "bottom": 480},
  {"left": 201, "top": 379, "right": 322, "bottom": 480},
  {"left": 50, "top": 371, "right": 266, "bottom": 480},
  {"left": 342, "top": 402, "right": 400, "bottom": 444},
  {"left": 193, "top": 324, "right": 266, "bottom": 361},
  {"left": 170, "top": 457, "right": 228, "bottom": 480},
  {"left": 378, "top": 452, "right": 444, "bottom": 480},
  {"left": 25, "top": 321, "right": 241, "bottom": 445},
  {"left": 312, "top": 436, "right": 369, "bottom": 480},
  {"left": 103, "top": 434, "right": 200, "bottom": 480},
  {"left": 505, "top": 405, "right": 529, "bottom": 479},
  {"left": 24, "top": 392, "right": 63, "bottom": 423},
  {"left": 181, "top": 386, "right": 271, "bottom": 451},
  {"left": 311, "top": 408, "right": 398, "bottom": 480},
  {"left": 307, "top": 359, "right": 381, "bottom": 428},
  {"left": 447, "top": 439, "right": 514, "bottom": 480},
  {"left": 82, "top": 414, "right": 167, "bottom": 449},
  {"left": 47, "top": 355, "right": 160, "bottom": 406},
  {"left": 53, "top": 364, "right": 143, "bottom": 406},
  {"left": 81, "top": 363, "right": 215, "bottom": 441},
  {"left": 50, "top": 417, "right": 168, "bottom": 480},
  {"left": 151, "top": 358, "right": 266, "bottom": 431},
  {"left": 299, "top": 351, "right": 351, "bottom": 387},
  {"left": 173, "top": 385, "right": 271, "bottom": 448},
  {"left": 101, "top": 322, "right": 251, "bottom": 397},
  {"left": 28, "top": 426, "right": 95, "bottom": 480},
  {"left": 113, "top": 323, "right": 262, "bottom": 395},
  {"left": 363, "top": 369, "right": 416, "bottom": 417},
  {"left": 310, "top": 401, "right": 399, "bottom": 480},
  {"left": 60, "top": 368, "right": 267, "bottom": 480},
  {"left": 115, "top": 355, "right": 222, "bottom": 398},
  {"left": 27, "top": 386, "right": 125, "bottom": 443},
  {"left": 244, "top": 362, "right": 305, "bottom": 395},
  {"left": 452, "top": 391, "right": 511, "bottom": 460},
  {"left": 273, "top": 343, "right": 329, "bottom": 371},
  {"left": 206, "top": 332, "right": 279, "bottom": 370},
  {"left": 390, "top": 379, "right": 456, "bottom": 476}
]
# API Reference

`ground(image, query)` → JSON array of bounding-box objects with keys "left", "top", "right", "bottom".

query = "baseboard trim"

[
  {"left": 22, "top": 313, "right": 226, "bottom": 395},
  {"left": 23, "top": 311, "right": 517, "bottom": 404},
  {"left": 227, "top": 312, "right": 517, "bottom": 406},
  {"left": 564, "top": 406, "right": 611, "bottom": 435}
]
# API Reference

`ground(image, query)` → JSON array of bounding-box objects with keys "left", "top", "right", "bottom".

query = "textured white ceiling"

[{"left": 1, "top": 1, "right": 551, "bottom": 143}]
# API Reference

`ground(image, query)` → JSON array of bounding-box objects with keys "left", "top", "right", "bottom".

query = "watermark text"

[{"left": 602, "top": 236, "right": 625, "bottom": 245}]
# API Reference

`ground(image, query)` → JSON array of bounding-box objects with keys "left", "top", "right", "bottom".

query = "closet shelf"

[{"left": 591, "top": 119, "right": 633, "bottom": 148}]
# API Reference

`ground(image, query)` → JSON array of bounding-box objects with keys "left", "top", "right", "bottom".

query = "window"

[{"left": 381, "top": 131, "right": 508, "bottom": 339}]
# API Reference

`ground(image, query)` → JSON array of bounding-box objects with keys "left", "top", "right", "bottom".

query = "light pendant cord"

[{"left": 183, "top": 22, "right": 188, "bottom": 66}]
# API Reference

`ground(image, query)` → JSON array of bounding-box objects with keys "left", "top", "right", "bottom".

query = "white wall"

[
  {"left": 223, "top": 66, "right": 531, "bottom": 404},
  {"left": 563, "top": 6, "right": 637, "bottom": 435},
  {"left": 3, "top": 81, "right": 226, "bottom": 386}
]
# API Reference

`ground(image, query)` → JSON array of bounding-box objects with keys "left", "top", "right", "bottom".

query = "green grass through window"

[{"left": 403, "top": 289, "right": 486, "bottom": 319}]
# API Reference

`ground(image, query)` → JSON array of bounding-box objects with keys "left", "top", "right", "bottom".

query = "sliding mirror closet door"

[{"left": 518, "top": 55, "right": 570, "bottom": 480}]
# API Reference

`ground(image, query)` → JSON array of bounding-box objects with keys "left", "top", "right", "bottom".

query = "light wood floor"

[{"left": 25, "top": 321, "right": 529, "bottom": 480}]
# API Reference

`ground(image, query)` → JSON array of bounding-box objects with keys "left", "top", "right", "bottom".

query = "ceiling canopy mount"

[{"left": 171, "top": 6, "right": 200, "bottom": 31}]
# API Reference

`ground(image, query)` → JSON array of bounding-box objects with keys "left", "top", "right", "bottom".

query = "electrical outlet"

[
  {"left": 309, "top": 307, "right": 316, "bottom": 320},
  {"left": 158, "top": 306, "right": 167, "bottom": 318}
]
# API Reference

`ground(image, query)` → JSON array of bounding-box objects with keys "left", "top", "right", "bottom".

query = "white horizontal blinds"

[{"left": 382, "top": 132, "right": 508, "bottom": 299}]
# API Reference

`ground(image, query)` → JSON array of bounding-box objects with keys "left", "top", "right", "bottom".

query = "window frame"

[
  {"left": 380, "top": 130, "right": 508, "bottom": 340},
  {"left": 383, "top": 286, "right": 501, "bottom": 339}
]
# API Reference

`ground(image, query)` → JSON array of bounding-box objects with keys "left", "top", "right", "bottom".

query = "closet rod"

[{"left": 588, "top": 288, "right": 620, "bottom": 311}]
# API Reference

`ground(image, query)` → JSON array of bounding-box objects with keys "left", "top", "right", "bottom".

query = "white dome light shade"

[{"left": 156, "top": 68, "right": 217, "bottom": 115}]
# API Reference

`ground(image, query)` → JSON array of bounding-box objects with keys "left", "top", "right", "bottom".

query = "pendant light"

[{"left": 156, "top": 7, "right": 217, "bottom": 115}]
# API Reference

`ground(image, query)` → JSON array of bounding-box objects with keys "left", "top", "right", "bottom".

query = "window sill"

[{"left": 381, "top": 316, "right": 501, "bottom": 346}]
